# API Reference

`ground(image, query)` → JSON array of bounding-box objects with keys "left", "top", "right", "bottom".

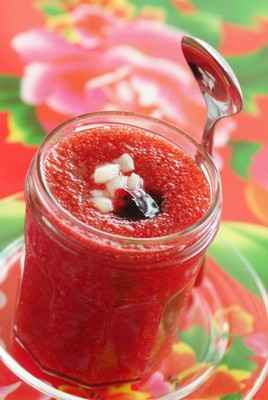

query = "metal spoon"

[
  {"left": 181, "top": 36, "right": 243, "bottom": 154},
  {"left": 126, "top": 188, "right": 160, "bottom": 219},
  {"left": 123, "top": 37, "right": 242, "bottom": 219}
]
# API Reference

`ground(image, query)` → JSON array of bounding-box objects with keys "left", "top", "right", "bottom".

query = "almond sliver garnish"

[
  {"left": 94, "top": 163, "right": 120, "bottom": 184},
  {"left": 92, "top": 197, "right": 113, "bottom": 213},
  {"left": 117, "top": 153, "right": 135, "bottom": 173}
]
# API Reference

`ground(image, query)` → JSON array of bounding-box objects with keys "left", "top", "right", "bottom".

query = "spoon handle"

[{"left": 203, "top": 117, "right": 216, "bottom": 155}]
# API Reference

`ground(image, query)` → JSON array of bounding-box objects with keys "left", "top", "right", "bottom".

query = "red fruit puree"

[{"left": 15, "top": 123, "right": 211, "bottom": 386}]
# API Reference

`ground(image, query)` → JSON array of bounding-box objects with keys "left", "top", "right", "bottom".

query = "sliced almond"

[
  {"left": 117, "top": 153, "right": 135, "bottom": 173},
  {"left": 94, "top": 163, "right": 120, "bottom": 184},
  {"left": 106, "top": 175, "right": 127, "bottom": 196},
  {"left": 92, "top": 197, "right": 113, "bottom": 213},
  {"left": 127, "top": 172, "right": 143, "bottom": 191},
  {"left": 91, "top": 189, "right": 106, "bottom": 198}
]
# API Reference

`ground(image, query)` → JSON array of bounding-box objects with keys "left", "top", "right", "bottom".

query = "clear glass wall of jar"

[{"left": 14, "top": 112, "right": 222, "bottom": 386}]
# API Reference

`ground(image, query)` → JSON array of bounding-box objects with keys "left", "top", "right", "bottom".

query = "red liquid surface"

[
  {"left": 15, "top": 124, "right": 210, "bottom": 386},
  {"left": 44, "top": 125, "right": 209, "bottom": 236}
]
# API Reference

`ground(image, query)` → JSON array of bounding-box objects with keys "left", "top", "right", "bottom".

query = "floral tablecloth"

[{"left": 0, "top": 1, "right": 268, "bottom": 399}]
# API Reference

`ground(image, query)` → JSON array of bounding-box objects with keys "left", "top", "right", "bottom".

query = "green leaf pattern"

[
  {"left": 0, "top": 75, "right": 45, "bottom": 145},
  {"left": 209, "top": 222, "right": 268, "bottom": 293},
  {"left": 0, "top": 195, "right": 25, "bottom": 251},
  {"left": 229, "top": 141, "right": 261, "bottom": 179},
  {"left": 221, "top": 337, "right": 256, "bottom": 372}
]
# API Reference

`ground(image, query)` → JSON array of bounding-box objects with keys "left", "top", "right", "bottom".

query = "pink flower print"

[{"left": 12, "top": 5, "right": 205, "bottom": 138}]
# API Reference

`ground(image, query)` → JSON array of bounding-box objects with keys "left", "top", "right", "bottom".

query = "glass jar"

[{"left": 15, "top": 112, "right": 222, "bottom": 386}]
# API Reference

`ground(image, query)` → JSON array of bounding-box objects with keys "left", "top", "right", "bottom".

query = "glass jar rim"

[{"left": 34, "top": 110, "right": 221, "bottom": 246}]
